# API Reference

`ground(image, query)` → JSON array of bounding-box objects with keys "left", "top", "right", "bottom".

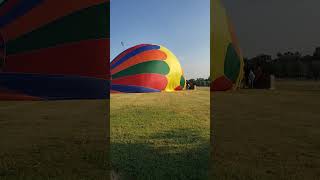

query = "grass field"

[
  {"left": 212, "top": 80, "right": 320, "bottom": 179},
  {"left": 0, "top": 100, "right": 109, "bottom": 180},
  {"left": 1, "top": 80, "right": 319, "bottom": 179},
  {"left": 110, "top": 87, "right": 210, "bottom": 179}
]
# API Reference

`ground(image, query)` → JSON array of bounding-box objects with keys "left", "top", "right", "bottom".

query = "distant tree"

[
  {"left": 294, "top": 51, "right": 301, "bottom": 58},
  {"left": 243, "top": 57, "right": 249, "bottom": 64},
  {"left": 188, "top": 78, "right": 210, "bottom": 87},
  {"left": 195, "top": 78, "right": 205, "bottom": 86},
  {"left": 276, "top": 52, "right": 282, "bottom": 58},
  {"left": 313, "top": 47, "right": 320, "bottom": 57},
  {"left": 189, "top": 79, "right": 196, "bottom": 85},
  {"left": 311, "top": 60, "right": 320, "bottom": 80}
]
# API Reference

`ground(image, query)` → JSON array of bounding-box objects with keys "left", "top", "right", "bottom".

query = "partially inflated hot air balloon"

[
  {"left": 111, "top": 44, "right": 186, "bottom": 93},
  {"left": 0, "top": 0, "right": 109, "bottom": 100},
  {"left": 211, "top": 0, "right": 244, "bottom": 91}
]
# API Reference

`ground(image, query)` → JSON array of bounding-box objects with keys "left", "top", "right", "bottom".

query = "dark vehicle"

[{"left": 186, "top": 80, "right": 195, "bottom": 90}]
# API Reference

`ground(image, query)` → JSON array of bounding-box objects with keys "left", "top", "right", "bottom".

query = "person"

[
  {"left": 249, "top": 69, "right": 255, "bottom": 88},
  {"left": 244, "top": 66, "right": 250, "bottom": 88},
  {"left": 270, "top": 74, "right": 275, "bottom": 90},
  {"left": 186, "top": 81, "right": 191, "bottom": 90}
]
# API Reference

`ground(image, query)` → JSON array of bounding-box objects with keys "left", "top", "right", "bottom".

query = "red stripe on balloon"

[
  {"left": 0, "top": 0, "right": 20, "bottom": 17},
  {"left": 3, "top": 39, "right": 109, "bottom": 79},
  {"left": 174, "top": 86, "right": 183, "bottom": 90},
  {"left": 111, "top": 50, "right": 166, "bottom": 75},
  {"left": 211, "top": 76, "right": 233, "bottom": 91},
  {"left": 111, "top": 44, "right": 151, "bottom": 66},
  {"left": 112, "top": 74, "right": 167, "bottom": 90}
]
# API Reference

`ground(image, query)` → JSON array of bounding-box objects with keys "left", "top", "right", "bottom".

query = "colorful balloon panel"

[
  {"left": 111, "top": 44, "right": 186, "bottom": 93},
  {"left": 211, "top": 0, "right": 244, "bottom": 91},
  {"left": 0, "top": 0, "right": 109, "bottom": 100}
]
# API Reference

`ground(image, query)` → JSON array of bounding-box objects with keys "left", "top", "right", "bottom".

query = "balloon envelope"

[
  {"left": 211, "top": 0, "right": 244, "bottom": 91},
  {"left": 111, "top": 44, "right": 186, "bottom": 93},
  {"left": 0, "top": 0, "right": 110, "bottom": 100}
]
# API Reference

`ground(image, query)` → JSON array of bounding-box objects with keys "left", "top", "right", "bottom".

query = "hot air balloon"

[
  {"left": 211, "top": 0, "right": 244, "bottom": 91},
  {"left": 0, "top": 0, "right": 109, "bottom": 100},
  {"left": 111, "top": 44, "right": 186, "bottom": 93}
]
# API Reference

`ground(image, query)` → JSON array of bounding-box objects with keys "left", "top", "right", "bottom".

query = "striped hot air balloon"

[
  {"left": 211, "top": 0, "right": 244, "bottom": 91},
  {"left": 0, "top": 0, "right": 109, "bottom": 100},
  {"left": 111, "top": 44, "right": 186, "bottom": 93}
]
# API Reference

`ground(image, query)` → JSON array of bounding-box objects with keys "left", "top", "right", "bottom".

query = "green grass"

[
  {"left": 110, "top": 87, "right": 210, "bottom": 179},
  {"left": 1, "top": 80, "right": 319, "bottom": 180},
  {"left": 0, "top": 100, "right": 109, "bottom": 180},
  {"left": 211, "top": 80, "right": 320, "bottom": 180}
]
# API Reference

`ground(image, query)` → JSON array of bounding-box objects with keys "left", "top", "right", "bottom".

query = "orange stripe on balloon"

[
  {"left": 1, "top": 0, "right": 107, "bottom": 41},
  {"left": 111, "top": 50, "right": 166, "bottom": 75}
]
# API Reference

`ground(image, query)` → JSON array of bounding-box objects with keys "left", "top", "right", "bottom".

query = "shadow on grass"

[
  {"left": 111, "top": 128, "right": 209, "bottom": 180},
  {"left": 0, "top": 140, "right": 109, "bottom": 180}
]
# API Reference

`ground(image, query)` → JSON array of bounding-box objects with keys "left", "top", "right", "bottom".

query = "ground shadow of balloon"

[{"left": 110, "top": 128, "right": 209, "bottom": 180}]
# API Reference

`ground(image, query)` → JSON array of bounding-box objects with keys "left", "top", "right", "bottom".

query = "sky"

[
  {"left": 110, "top": 0, "right": 210, "bottom": 79},
  {"left": 222, "top": 0, "right": 320, "bottom": 58}
]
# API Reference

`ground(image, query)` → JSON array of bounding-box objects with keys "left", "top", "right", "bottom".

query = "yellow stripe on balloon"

[
  {"left": 159, "top": 45, "right": 184, "bottom": 92},
  {"left": 211, "top": 0, "right": 244, "bottom": 90},
  {"left": 212, "top": 0, "right": 231, "bottom": 79}
]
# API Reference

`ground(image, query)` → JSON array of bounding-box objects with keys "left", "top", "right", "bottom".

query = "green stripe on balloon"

[
  {"left": 6, "top": 2, "right": 109, "bottom": 55},
  {"left": 180, "top": 75, "right": 185, "bottom": 87},
  {"left": 112, "top": 61, "right": 170, "bottom": 79},
  {"left": 224, "top": 43, "right": 240, "bottom": 82}
]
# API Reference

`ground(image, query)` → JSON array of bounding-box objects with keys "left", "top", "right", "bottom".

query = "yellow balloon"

[{"left": 211, "top": 0, "right": 244, "bottom": 91}]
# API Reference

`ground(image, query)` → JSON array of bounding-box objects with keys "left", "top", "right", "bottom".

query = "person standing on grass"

[{"left": 249, "top": 69, "right": 255, "bottom": 88}]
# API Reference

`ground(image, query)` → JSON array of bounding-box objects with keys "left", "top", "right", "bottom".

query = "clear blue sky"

[{"left": 111, "top": 0, "right": 209, "bottom": 79}]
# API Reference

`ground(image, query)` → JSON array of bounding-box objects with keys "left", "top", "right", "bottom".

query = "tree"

[
  {"left": 277, "top": 52, "right": 282, "bottom": 58},
  {"left": 188, "top": 79, "right": 196, "bottom": 85},
  {"left": 313, "top": 47, "right": 320, "bottom": 57}
]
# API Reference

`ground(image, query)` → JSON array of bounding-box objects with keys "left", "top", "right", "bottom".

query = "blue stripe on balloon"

[
  {"left": 111, "top": 45, "right": 160, "bottom": 69},
  {"left": 0, "top": 73, "right": 109, "bottom": 100},
  {"left": 111, "top": 84, "right": 160, "bottom": 93},
  {"left": 0, "top": 0, "right": 44, "bottom": 28}
]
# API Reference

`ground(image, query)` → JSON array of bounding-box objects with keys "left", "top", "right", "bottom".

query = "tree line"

[
  {"left": 245, "top": 47, "right": 320, "bottom": 80},
  {"left": 187, "top": 77, "right": 211, "bottom": 87}
]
